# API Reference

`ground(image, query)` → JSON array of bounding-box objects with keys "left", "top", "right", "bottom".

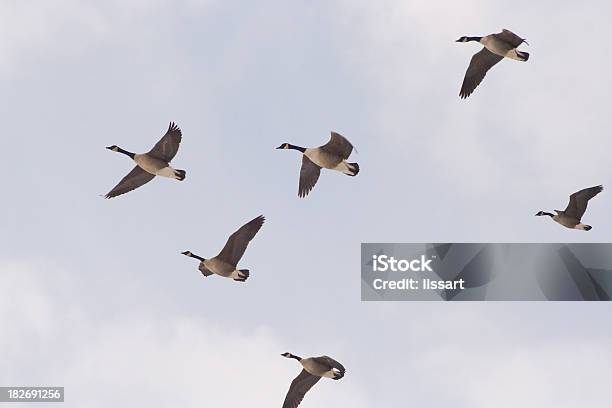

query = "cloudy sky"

[{"left": 2, "top": 0, "right": 612, "bottom": 406}]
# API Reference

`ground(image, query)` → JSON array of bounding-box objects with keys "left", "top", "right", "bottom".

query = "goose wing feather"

[
  {"left": 495, "top": 29, "right": 527, "bottom": 47},
  {"left": 282, "top": 369, "right": 321, "bottom": 408},
  {"left": 317, "top": 356, "right": 346, "bottom": 374},
  {"left": 319, "top": 132, "right": 353, "bottom": 159},
  {"left": 298, "top": 155, "right": 322, "bottom": 198},
  {"left": 105, "top": 166, "right": 155, "bottom": 198},
  {"left": 216, "top": 215, "right": 265, "bottom": 266},
  {"left": 147, "top": 122, "right": 182, "bottom": 162},
  {"left": 460, "top": 48, "right": 503, "bottom": 99},
  {"left": 564, "top": 185, "right": 603, "bottom": 221}
]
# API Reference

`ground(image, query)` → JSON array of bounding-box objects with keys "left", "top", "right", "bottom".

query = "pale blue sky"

[{"left": 1, "top": 1, "right": 612, "bottom": 407}]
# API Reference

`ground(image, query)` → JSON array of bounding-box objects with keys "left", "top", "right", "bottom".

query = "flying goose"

[
  {"left": 104, "top": 122, "right": 185, "bottom": 198},
  {"left": 536, "top": 185, "right": 603, "bottom": 231},
  {"left": 277, "top": 132, "right": 359, "bottom": 197},
  {"left": 456, "top": 29, "right": 529, "bottom": 98},
  {"left": 281, "top": 352, "right": 345, "bottom": 408},
  {"left": 181, "top": 215, "right": 265, "bottom": 282}
]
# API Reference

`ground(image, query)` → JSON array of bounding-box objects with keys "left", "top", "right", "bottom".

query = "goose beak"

[{"left": 105, "top": 146, "right": 113, "bottom": 150}]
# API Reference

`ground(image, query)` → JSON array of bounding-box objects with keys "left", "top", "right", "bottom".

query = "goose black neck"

[
  {"left": 541, "top": 212, "right": 554, "bottom": 217},
  {"left": 117, "top": 147, "right": 135, "bottom": 159},
  {"left": 287, "top": 144, "right": 306, "bottom": 153},
  {"left": 289, "top": 353, "right": 302, "bottom": 361},
  {"left": 191, "top": 254, "right": 206, "bottom": 262},
  {"left": 466, "top": 36, "right": 482, "bottom": 42}
]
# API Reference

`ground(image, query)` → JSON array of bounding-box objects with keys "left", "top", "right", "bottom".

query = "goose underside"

[{"left": 204, "top": 259, "right": 249, "bottom": 280}]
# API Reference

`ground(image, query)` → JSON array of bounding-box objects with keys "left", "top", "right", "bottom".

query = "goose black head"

[
  {"left": 456, "top": 36, "right": 482, "bottom": 43},
  {"left": 281, "top": 352, "right": 300, "bottom": 360},
  {"left": 535, "top": 211, "right": 554, "bottom": 217},
  {"left": 276, "top": 143, "right": 305, "bottom": 152},
  {"left": 182, "top": 251, "right": 206, "bottom": 262},
  {"left": 106, "top": 145, "right": 120, "bottom": 151}
]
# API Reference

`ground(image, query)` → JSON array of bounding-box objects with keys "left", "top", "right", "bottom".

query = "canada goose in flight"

[
  {"left": 536, "top": 185, "right": 603, "bottom": 231},
  {"left": 456, "top": 29, "right": 529, "bottom": 98},
  {"left": 104, "top": 122, "right": 186, "bottom": 198},
  {"left": 277, "top": 132, "right": 359, "bottom": 197},
  {"left": 281, "top": 352, "right": 345, "bottom": 408},
  {"left": 181, "top": 215, "right": 264, "bottom": 282}
]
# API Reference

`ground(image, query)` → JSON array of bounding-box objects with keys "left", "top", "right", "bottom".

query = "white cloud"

[
  {"left": 0, "top": 1, "right": 105, "bottom": 76},
  {"left": 0, "top": 260, "right": 369, "bottom": 408},
  {"left": 4, "top": 261, "right": 610, "bottom": 407},
  {"left": 0, "top": 0, "right": 219, "bottom": 78},
  {"left": 415, "top": 341, "right": 612, "bottom": 408}
]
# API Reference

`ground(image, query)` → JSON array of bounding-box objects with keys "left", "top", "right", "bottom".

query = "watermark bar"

[
  {"left": 0, "top": 387, "right": 64, "bottom": 402},
  {"left": 361, "top": 243, "right": 612, "bottom": 301}
]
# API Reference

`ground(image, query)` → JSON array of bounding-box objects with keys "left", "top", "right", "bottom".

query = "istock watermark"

[
  {"left": 370, "top": 254, "right": 465, "bottom": 291},
  {"left": 371, "top": 254, "right": 434, "bottom": 272},
  {"left": 361, "top": 243, "right": 612, "bottom": 301}
]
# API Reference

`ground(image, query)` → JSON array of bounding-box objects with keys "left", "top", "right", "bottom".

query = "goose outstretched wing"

[
  {"left": 298, "top": 156, "right": 321, "bottom": 198},
  {"left": 282, "top": 369, "right": 321, "bottom": 408},
  {"left": 460, "top": 48, "right": 503, "bottom": 99},
  {"left": 105, "top": 166, "right": 155, "bottom": 198},
  {"left": 564, "top": 185, "right": 603, "bottom": 220},
  {"left": 319, "top": 132, "right": 354, "bottom": 160},
  {"left": 216, "top": 215, "right": 265, "bottom": 266},
  {"left": 495, "top": 29, "right": 527, "bottom": 47},
  {"left": 148, "top": 122, "right": 182, "bottom": 162}
]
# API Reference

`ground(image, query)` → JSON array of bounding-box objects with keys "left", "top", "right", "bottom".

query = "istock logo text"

[{"left": 372, "top": 254, "right": 434, "bottom": 272}]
